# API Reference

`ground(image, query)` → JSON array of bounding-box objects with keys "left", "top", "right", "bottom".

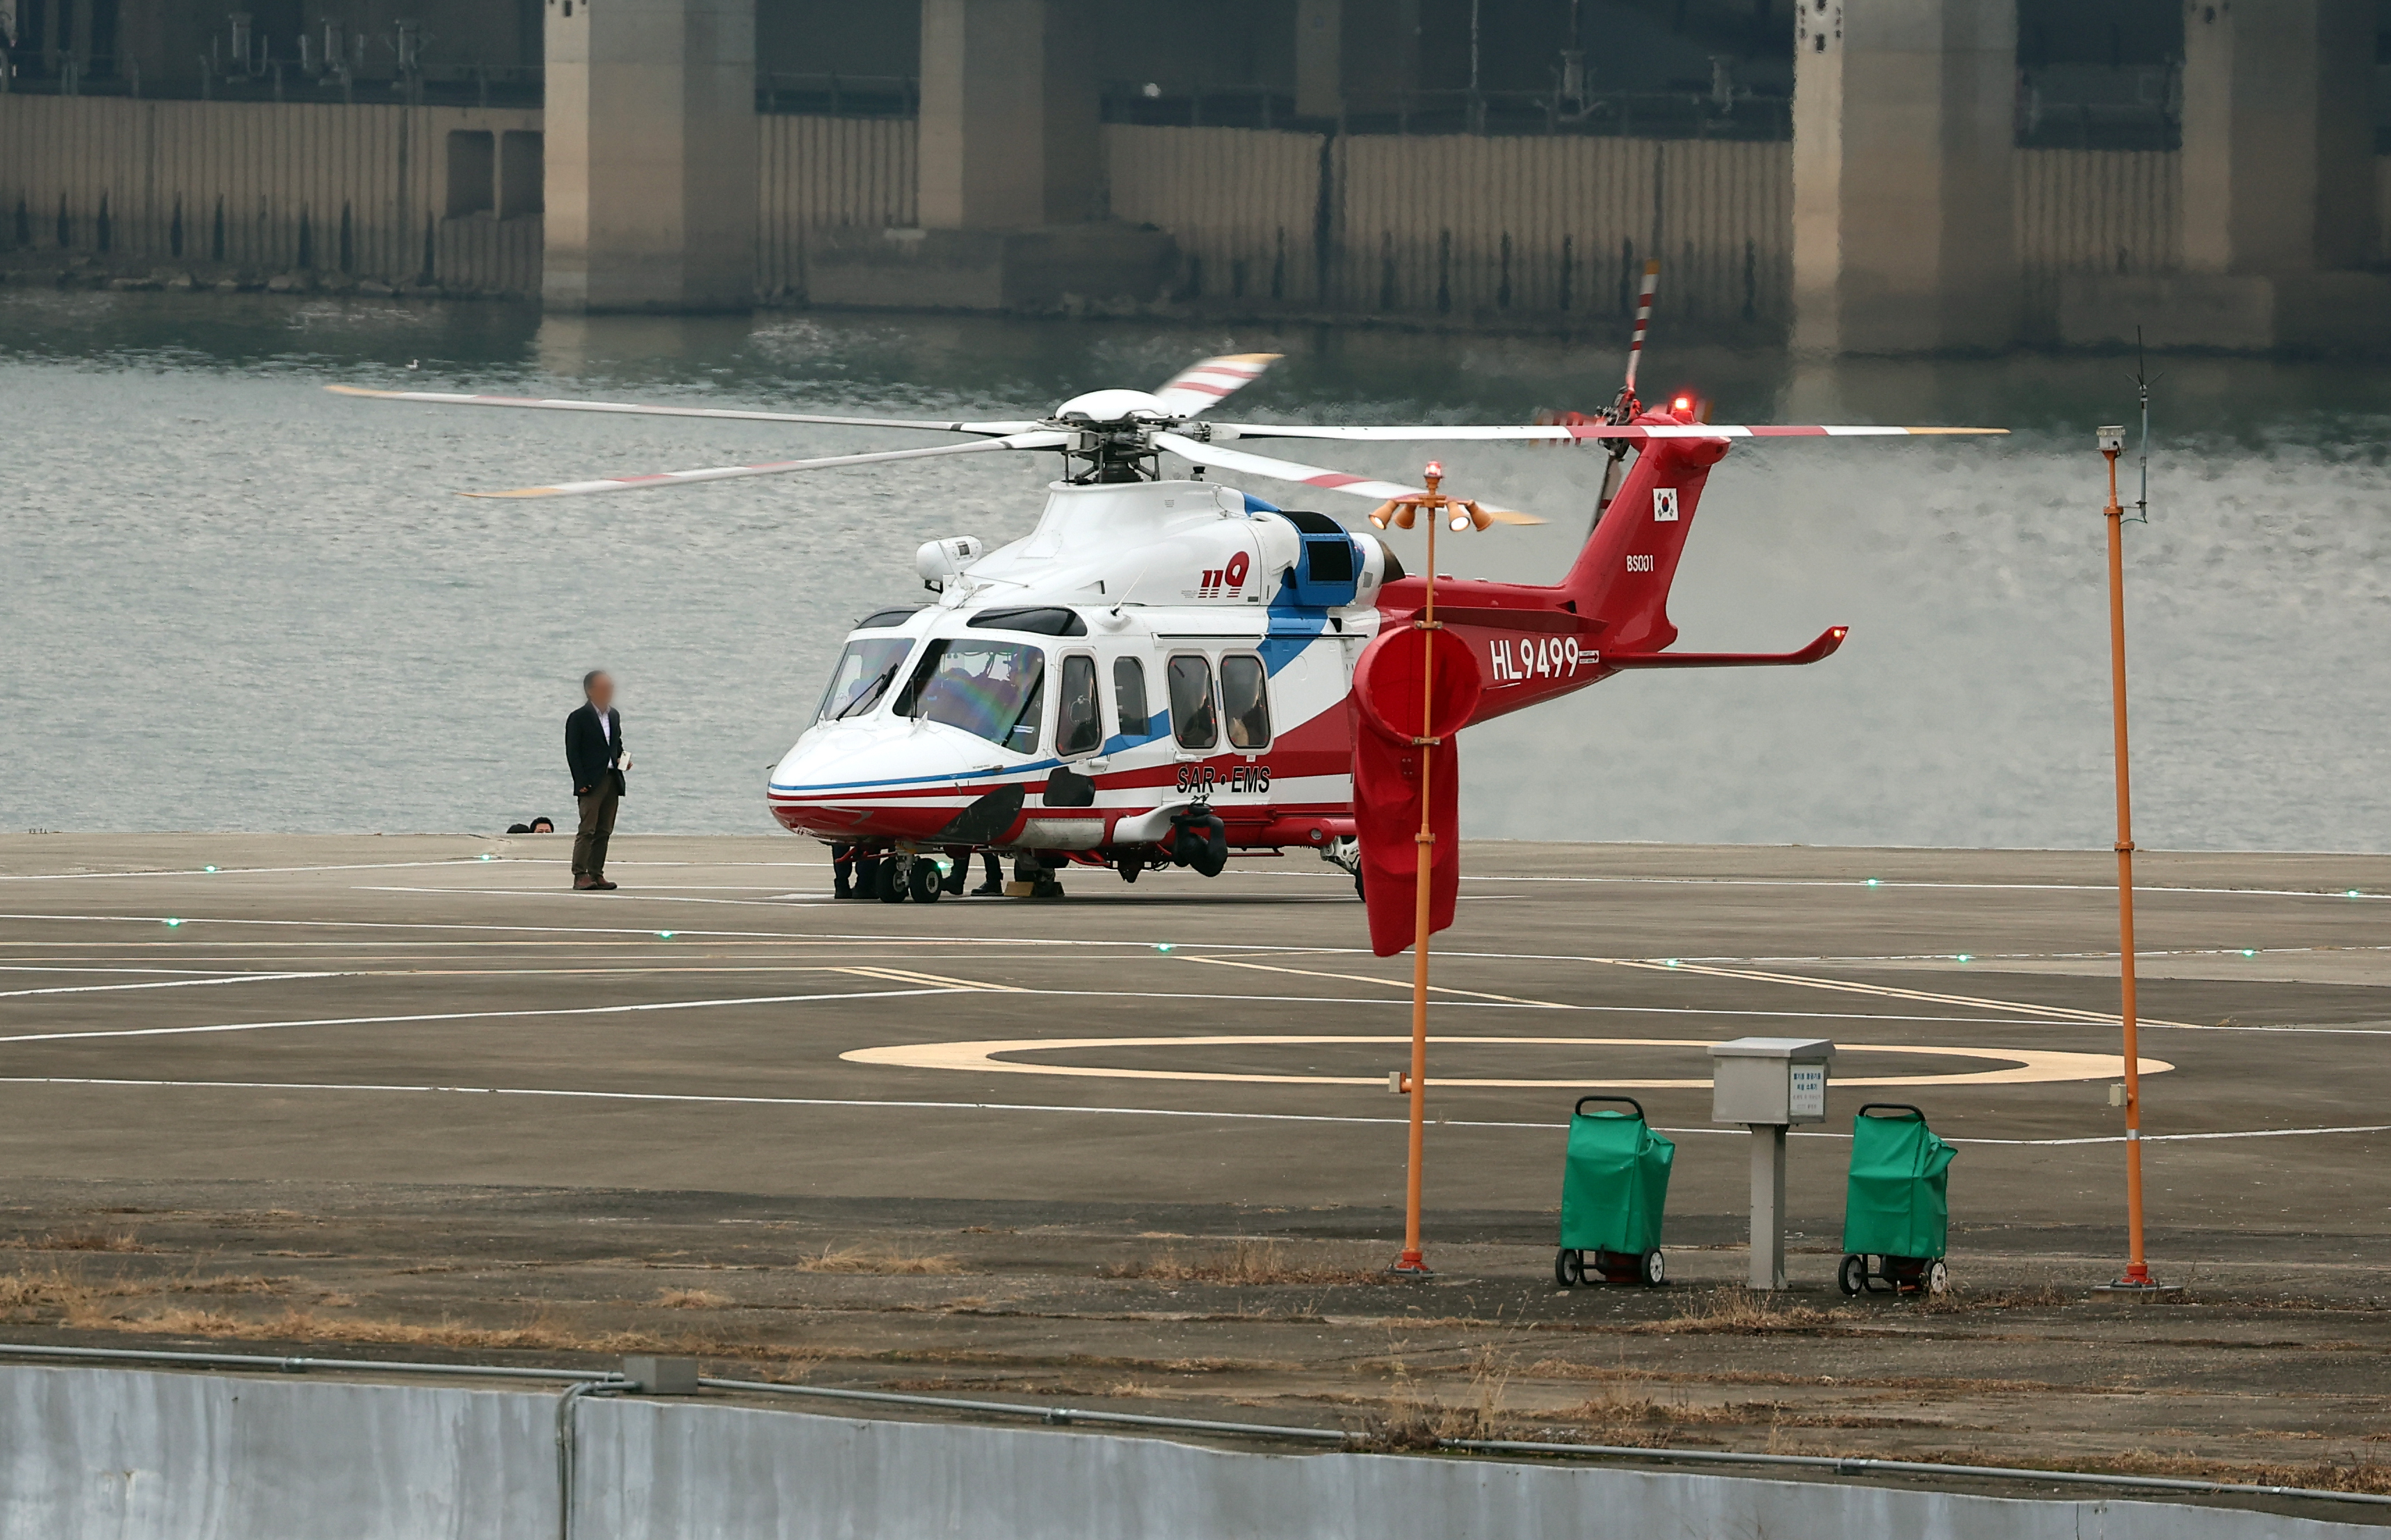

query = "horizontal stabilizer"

[{"left": 1600, "top": 626, "right": 1849, "bottom": 669}]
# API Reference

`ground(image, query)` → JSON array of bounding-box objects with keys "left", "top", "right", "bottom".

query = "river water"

[{"left": 5, "top": 289, "right": 2386, "bottom": 852}]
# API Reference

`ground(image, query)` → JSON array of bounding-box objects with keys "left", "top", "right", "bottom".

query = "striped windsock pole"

[{"left": 1622, "top": 259, "right": 1661, "bottom": 396}]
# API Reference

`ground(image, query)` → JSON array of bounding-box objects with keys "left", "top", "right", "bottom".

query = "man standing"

[{"left": 566, "top": 671, "right": 629, "bottom": 891}]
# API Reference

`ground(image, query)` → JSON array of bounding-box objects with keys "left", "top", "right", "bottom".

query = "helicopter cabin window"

[
  {"left": 1167, "top": 654, "right": 1218, "bottom": 751},
  {"left": 1056, "top": 654, "right": 1102, "bottom": 757},
  {"left": 1221, "top": 655, "right": 1272, "bottom": 749},
  {"left": 894, "top": 639, "right": 1046, "bottom": 754},
  {"left": 1113, "top": 656, "right": 1152, "bottom": 738},
  {"left": 816, "top": 638, "right": 915, "bottom": 723}
]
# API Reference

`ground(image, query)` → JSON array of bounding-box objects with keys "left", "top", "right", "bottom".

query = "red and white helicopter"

[{"left": 335, "top": 276, "right": 1999, "bottom": 902}]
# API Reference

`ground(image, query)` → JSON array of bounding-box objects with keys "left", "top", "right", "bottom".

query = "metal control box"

[{"left": 1709, "top": 1037, "right": 1836, "bottom": 1126}]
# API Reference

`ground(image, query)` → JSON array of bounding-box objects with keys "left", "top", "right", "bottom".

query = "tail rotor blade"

[{"left": 1623, "top": 259, "right": 1660, "bottom": 396}]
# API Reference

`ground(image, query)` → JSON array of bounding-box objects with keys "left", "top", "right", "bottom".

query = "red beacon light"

[{"left": 1670, "top": 394, "right": 1697, "bottom": 421}]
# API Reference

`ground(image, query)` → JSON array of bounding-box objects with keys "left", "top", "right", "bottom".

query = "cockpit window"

[
  {"left": 895, "top": 639, "right": 1047, "bottom": 754},
  {"left": 816, "top": 638, "right": 914, "bottom": 723}
]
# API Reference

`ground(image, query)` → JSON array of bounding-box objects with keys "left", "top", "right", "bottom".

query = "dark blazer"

[{"left": 566, "top": 704, "right": 626, "bottom": 797}]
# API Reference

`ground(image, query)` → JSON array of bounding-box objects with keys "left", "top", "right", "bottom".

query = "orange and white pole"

[
  {"left": 2099, "top": 425, "right": 2154, "bottom": 1289},
  {"left": 1394, "top": 470, "right": 1443, "bottom": 1276}
]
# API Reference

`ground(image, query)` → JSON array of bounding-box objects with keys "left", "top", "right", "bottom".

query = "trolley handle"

[
  {"left": 1855, "top": 1102, "right": 1926, "bottom": 1121},
  {"left": 1574, "top": 1094, "right": 1647, "bottom": 1121}
]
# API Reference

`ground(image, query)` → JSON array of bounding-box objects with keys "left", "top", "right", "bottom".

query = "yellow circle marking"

[{"left": 842, "top": 1035, "right": 2171, "bottom": 1089}]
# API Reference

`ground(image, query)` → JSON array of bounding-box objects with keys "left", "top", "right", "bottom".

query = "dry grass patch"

[
  {"left": 1634, "top": 1288, "right": 1851, "bottom": 1335},
  {"left": 1106, "top": 1239, "right": 1391, "bottom": 1288},
  {"left": 1912, "top": 1281, "right": 2074, "bottom": 1314},
  {"left": 656, "top": 1288, "right": 734, "bottom": 1310},
  {"left": 1917, "top": 1447, "right": 2391, "bottom": 1496},
  {"left": 796, "top": 1245, "right": 963, "bottom": 1276},
  {"left": 5, "top": 1230, "right": 150, "bottom": 1253}
]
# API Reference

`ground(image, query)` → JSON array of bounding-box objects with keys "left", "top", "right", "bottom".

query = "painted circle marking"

[{"left": 842, "top": 1035, "right": 2171, "bottom": 1089}]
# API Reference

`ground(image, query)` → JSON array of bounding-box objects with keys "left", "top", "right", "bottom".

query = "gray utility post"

[{"left": 1709, "top": 1037, "right": 1836, "bottom": 1289}]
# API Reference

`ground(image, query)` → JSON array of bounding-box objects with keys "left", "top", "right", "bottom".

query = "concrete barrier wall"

[
  {"left": 2, "top": 1364, "right": 2382, "bottom": 1540},
  {"left": 0, "top": 96, "right": 543, "bottom": 292},
  {"left": 5, "top": 97, "right": 2380, "bottom": 327}
]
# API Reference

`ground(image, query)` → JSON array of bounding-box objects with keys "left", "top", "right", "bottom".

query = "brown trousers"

[{"left": 573, "top": 781, "right": 620, "bottom": 878}]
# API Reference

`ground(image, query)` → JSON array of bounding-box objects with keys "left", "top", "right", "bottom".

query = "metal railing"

[{"left": 756, "top": 72, "right": 917, "bottom": 118}]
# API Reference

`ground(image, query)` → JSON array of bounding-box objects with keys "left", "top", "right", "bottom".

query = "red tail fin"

[{"left": 1561, "top": 434, "right": 1730, "bottom": 654}]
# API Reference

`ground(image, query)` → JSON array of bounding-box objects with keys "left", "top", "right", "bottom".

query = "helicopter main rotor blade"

[
  {"left": 465, "top": 430, "right": 1070, "bottom": 499},
  {"left": 1150, "top": 432, "right": 1544, "bottom": 524},
  {"left": 1206, "top": 422, "right": 2008, "bottom": 443},
  {"left": 327, "top": 384, "right": 1041, "bottom": 437},
  {"left": 1150, "top": 353, "right": 1282, "bottom": 416}
]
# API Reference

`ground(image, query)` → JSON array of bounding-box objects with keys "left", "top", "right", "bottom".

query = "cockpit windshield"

[
  {"left": 895, "top": 639, "right": 1046, "bottom": 754},
  {"left": 816, "top": 638, "right": 915, "bottom": 723}
]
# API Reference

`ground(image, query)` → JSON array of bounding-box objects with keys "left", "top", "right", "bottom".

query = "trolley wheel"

[
  {"left": 874, "top": 859, "right": 909, "bottom": 903},
  {"left": 1640, "top": 1249, "right": 1666, "bottom": 1288},
  {"left": 1553, "top": 1249, "right": 1584, "bottom": 1288},
  {"left": 1924, "top": 1258, "right": 1949, "bottom": 1295},
  {"left": 908, "top": 859, "right": 944, "bottom": 903},
  {"left": 1837, "top": 1254, "right": 1866, "bottom": 1297}
]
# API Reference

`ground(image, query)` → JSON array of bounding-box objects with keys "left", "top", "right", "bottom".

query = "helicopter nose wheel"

[
  {"left": 908, "top": 857, "right": 944, "bottom": 903},
  {"left": 874, "top": 857, "right": 909, "bottom": 903}
]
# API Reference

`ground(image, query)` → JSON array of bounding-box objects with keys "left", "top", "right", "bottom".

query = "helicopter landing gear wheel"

[
  {"left": 908, "top": 859, "right": 943, "bottom": 903},
  {"left": 874, "top": 859, "right": 908, "bottom": 903}
]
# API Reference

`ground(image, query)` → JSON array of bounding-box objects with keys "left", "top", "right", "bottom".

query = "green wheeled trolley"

[
  {"left": 1837, "top": 1103, "right": 1956, "bottom": 1295},
  {"left": 1553, "top": 1096, "right": 1675, "bottom": 1288}
]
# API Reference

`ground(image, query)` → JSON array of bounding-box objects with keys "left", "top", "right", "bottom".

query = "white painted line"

[
  {"left": 0, "top": 986, "right": 967, "bottom": 1045},
  {"left": 359, "top": 886, "right": 837, "bottom": 909},
  {"left": 0, "top": 860, "right": 538, "bottom": 882},
  {"left": 0, "top": 972, "right": 337, "bottom": 998},
  {"left": 842, "top": 1034, "right": 2167, "bottom": 1089},
  {"left": 0, "top": 1076, "right": 2376, "bottom": 1149},
  {"left": 1453, "top": 874, "right": 2387, "bottom": 902}
]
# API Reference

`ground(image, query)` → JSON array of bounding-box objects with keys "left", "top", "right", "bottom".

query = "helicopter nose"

[{"left": 765, "top": 722, "right": 1003, "bottom": 843}]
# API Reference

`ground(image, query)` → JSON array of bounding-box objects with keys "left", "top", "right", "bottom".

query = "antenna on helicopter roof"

[{"left": 2128, "top": 325, "right": 2156, "bottom": 526}]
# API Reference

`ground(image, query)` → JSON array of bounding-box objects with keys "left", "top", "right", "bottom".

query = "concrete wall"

[
  {"left": 0, "top": 96, "right": 542, "bottom": 293},
  {"left": 1, "top": 1364, "right": 2383, "bottom": 1540},
  {"left": 13, "top": 94, "right": 2388, "bottom": 336}
]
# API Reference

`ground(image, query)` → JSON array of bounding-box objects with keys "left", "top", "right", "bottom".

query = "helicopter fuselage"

[{"left": 764, "top": 476, "right": 1652, "bottom": 875}]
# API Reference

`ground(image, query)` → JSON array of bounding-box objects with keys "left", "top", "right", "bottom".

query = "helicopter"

[{"left": 333, "top": 279, "right": 2002, "bottom": 902}]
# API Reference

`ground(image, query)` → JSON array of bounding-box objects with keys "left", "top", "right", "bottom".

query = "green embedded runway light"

[
  {"left": 2347, "top": 889, "right": 2363, "bottom": 898},
  {"left": 1664, "top": 958, "right": 1680, "bottom": 968},
  {"left": 657, "top": 931, "right": 676, "bottom": 939},
  {"left": 1154, "top": 943, "right": 1175, "bottom": 953},
  {"left": 162, "top": 918, "right": 182, "bottom": 927},
  {"left": 203, "top": 865, "right": 218, "bottom": 873},
  {"left": 1956, "top": 953, "right": 1973, "bottom": 963},
  {"left": 479, "top": 853, "right": 494, "bottom": 861},
  {"left": 1865, "top": 878, "right": 1881, "bottom": 887},
  {"left": 2242, "top": 948, "right": 2257, "bottom": 958}
]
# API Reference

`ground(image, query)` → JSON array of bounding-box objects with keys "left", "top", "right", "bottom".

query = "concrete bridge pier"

[
  {"left": 2063, "top": 0, "right": 2383, "bottom": 350},
  {"left": 1791, "top": 0, "right": 2019, "bottom": 354},
  {"left": 809, "top": 0, "right": 1174, "bottom": 313},
  {"left": 540, "top": 0, "right": 757, "bottom": 314}
]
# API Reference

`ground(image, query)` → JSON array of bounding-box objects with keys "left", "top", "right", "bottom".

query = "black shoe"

[{"left": 971, "top": 882, "right": 1004, "bottom": 895}]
